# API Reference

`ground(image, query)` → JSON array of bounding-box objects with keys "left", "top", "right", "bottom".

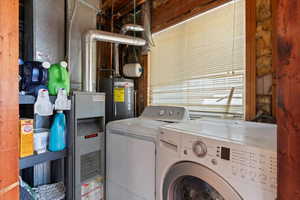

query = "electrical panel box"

[{"left": 68, "top": 92, "right": 105, "bottom": 200}]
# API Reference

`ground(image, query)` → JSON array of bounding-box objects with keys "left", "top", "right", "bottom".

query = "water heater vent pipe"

[
  {"left": 114, "top": 24, "right": 145, "bottom": 77},
  {"left": 82, "top": 30, "right": 146, "bottom": 92}
]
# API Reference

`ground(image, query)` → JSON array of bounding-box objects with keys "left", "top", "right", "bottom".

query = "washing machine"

[
  {"left": 157, "top": 119, "right": 277, "bottom": 200},
  {"left": 106, "top": 106, "right": 189, "bottom": 200}
]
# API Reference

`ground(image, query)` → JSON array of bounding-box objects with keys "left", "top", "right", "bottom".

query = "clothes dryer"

[{"left": 106, "top": 106, "right": 189, "bottom": 200}]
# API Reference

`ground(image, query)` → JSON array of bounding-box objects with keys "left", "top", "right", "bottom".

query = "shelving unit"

[
  {"left": 19, "top": 94, "right": 36, "bottom": 104},
  {"left": 20, "top": 150, "right": 67, "bottom": 170},
  {"left": 19, "top": 93, "right": 69, "bottom": 194},
  {"left": 19, "top": 94, "right": 57, "bottom": 105}
]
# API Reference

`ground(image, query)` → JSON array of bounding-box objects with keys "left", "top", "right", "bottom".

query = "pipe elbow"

[
  {"left": 121, "top": 24, "right": 145, "bottom": 34},
  {"left": 83, "top": 30, "right": 97, "bottom": 42}
]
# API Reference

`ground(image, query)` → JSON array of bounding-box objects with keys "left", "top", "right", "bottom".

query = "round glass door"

[
  {"left": 172, "top": 176, "right": 225, "bottom": 200},
  {"left": 163, "top": 162, "right": 242, "bottom": 200}
]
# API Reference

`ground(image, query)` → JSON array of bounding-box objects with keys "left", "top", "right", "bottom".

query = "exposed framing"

[{"left": 245, "top": 0, "right": 257, "bottom": 120}]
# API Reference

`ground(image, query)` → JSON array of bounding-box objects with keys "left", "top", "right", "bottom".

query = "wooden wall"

[
  {"left": 255, "top": 0, "right": 276, "bottom": 121},
  {"left": 0, "top": 0, "right": 19, "bottom": 199},
  {"left": 151, "top": 0, "right": 231, "bottom": 32},
  {"left": 276, "top": 0, "right": 300, "bottom": 199}
]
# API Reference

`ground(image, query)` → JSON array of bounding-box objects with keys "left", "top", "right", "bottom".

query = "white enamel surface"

[{"left": 157, "top": 119, "right": 277, "bottom": 200}]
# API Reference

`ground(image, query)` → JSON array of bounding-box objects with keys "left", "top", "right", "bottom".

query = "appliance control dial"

[
  {"left": 159, "top": 109, "right": 165, "bottom": 116},
  {"left": 193, "top": 141, "right": 207, "bottom": 157}
]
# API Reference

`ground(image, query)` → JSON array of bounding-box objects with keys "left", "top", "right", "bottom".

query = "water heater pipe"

[
  {"left": 114, "top": 24, "right": 145, "bottom": 77},
  {"left": 82, "top": 30, "right": 146, "bottom": 92}
]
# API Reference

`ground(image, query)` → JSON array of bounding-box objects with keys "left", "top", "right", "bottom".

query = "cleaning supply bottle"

[
  {"left": 48, "top": 111, "right": 66, "bottom": 152},
  {"left": 48, "top": 61, "right": 70, "bottom": 96},
  {"left": 20, "top": 61, "right": 50, "bottom": 95}
]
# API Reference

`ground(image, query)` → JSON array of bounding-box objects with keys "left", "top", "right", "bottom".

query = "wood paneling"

[
  {"left": 276, "top": 0, "right": 300, "bottom": 199},
  {"left": 151, "top": 0, "right": 231, "bottom": 33},
  {"left": 0, "top": 0, "right": 19, "bottom": 198},
  {"left": 136, "top": 55, "right": 149, "bottom": 115},
  {"left": 102, "top": 0, "right": 146, "bottom": 17},
  {"left": 245, "top": 0, "right": 257, "bottom": 120},
  {"left": 271, "top": 0, "right": 277, "bottom": 120}
]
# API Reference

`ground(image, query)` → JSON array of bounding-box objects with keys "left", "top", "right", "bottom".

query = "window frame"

[{"left": 143, "top": 0, "right": 256, "bottom": 120}]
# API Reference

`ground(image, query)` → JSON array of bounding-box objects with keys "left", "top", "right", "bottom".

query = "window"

[{"left": 149, "top": 0, "right": 245, "bottom": 119}]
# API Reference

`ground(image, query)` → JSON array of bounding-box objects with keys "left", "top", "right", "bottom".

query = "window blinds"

[{"left": 149, "top": 0, "right": 245, "bottom": 119}]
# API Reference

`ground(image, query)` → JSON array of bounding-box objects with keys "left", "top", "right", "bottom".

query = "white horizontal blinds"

[{"left": 150, "top": 0, "right": 245, "bottom": 119}]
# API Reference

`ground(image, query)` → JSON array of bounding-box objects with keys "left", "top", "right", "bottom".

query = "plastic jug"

[
  {"left": 48, "top": 111, "right": 66, "bottom": 152},
  {"left": 48, "top": 61, "right": 70, "bottom": 96},
  {"left": 34, "top": 89, "right": 54, "bottom": 116},
  {"left": 20, "top": 61, "right": 50, "bottom": 95}
]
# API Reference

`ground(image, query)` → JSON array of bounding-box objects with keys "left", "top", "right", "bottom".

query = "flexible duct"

[
  {"left": 82, "top": 30, "right": 146, "bottom": 92},
  {"left": 114, "top": 24, "right": 145, "bottom": 77}
]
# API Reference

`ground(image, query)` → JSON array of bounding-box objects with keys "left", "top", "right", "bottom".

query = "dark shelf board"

[
  {"left": 20, "top": 150, "right": 67, "bottom": 169},
  {"left": 19, "top": 94, "right": 36, "bottom": 104},
  {"left": 19, "top": 94, "right": 57, "bottom": 105}
]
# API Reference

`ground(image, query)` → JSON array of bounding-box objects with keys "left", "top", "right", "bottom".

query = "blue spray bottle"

[{"left": 48, "top": 111, "right": 66, "bottom": 152}]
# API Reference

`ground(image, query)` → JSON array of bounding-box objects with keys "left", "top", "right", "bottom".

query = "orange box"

[{"left": 20, "top": 119, "right": 34, "bottom": 157}]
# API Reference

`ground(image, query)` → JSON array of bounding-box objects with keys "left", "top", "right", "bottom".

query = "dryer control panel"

[{"left": 140, "top": 106, "right": 189, "bottom": 122}]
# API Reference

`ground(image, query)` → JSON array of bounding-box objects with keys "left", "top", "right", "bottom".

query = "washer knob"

[
  {"left": 159, "top": 110, "right": 165, "bottom": 116},
  {"left": 193, "top": 141, "right": 207, "bottom": 157}
]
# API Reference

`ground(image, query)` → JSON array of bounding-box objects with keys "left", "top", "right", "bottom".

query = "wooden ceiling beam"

[
  {"left": 102, "top": 0, "right": 114, "bottom": 10},
  {"left": 102, "top": 0, "right": 146, "bottom": 16},
  {"left": 114, "top": 0, "right": 146, "bottom": 18},
  {"left": 152, "top": 0, "right": 231, "bottom": 32}
]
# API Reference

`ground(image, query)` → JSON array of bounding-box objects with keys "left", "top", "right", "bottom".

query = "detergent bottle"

[
  {"left": 48, "top": 111, "right": 66, "bottom": 152},
  {"left": 20, "top": 61, "right": 50, "bottom": 96},
  {"left": 48, "top": 61, "right": 70, "bottom": 96}
]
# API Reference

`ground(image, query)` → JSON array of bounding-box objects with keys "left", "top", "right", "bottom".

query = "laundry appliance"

[
  {"left": 157, "top": 119, "right": 277, "bottom": 200},
  {"left": 106, "top": 106, "right": 189, "bottom": 200}
]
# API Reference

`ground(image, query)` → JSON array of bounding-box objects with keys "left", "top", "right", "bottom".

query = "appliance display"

[
  {"left": 106, "top": 106, "right": 189, "bottom": 200},
  {"left": 99, "top": 78, "right": 135, "bottom": 123},
  {"left": 68, "top": 92, "right": 106, "bottom": 200},
  {"left": 156, "top": 119, "right": 277, "bottom": 200}
]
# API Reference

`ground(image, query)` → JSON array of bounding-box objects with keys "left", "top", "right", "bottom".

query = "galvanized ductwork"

[
  {"left": 114, "top": 24, "right": 145, "bottom": 77},
  {"left": 121, "top": 24, "right": 145, "bottom": 34},
  {"left": 82, "top": 30, "right": 146, "bottom": 92}
]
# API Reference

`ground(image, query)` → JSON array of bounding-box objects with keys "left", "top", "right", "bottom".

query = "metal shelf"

[
  {"left": 19, "top": 94, "right": 58, "bottom": 105},
  {"left": 19, "top": 94, "right": 36, "bottom": 104},
  {"left": 20, "top": 150, "right": 67, "bottom": 169}
]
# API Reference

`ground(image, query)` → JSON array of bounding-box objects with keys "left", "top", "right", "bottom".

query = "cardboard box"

[{"left": 20, "top": 119, "right": 34, "bottom": 157}]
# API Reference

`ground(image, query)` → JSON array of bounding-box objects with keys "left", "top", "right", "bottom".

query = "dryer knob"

[{"left": 193, "top": 141, "right": 207, "bottom": 157}]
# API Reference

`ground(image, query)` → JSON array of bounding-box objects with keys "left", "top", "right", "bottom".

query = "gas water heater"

[{"left": 99, "top": 78, "right": 135, "bottom": 123}]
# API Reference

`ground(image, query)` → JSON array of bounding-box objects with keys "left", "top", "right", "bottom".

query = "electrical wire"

[{"left": 67, "top": 0, "right": 79, "bottom": 74}]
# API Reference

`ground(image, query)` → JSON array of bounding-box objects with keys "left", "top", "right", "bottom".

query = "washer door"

[{"left": 163, "top": 162, "right": 242, "bottom": 200}]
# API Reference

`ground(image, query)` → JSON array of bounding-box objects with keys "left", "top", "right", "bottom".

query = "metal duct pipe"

[
  {"left": 121, "top": 24, "right": 145, "bottom": 34},
  {"left": 82, "top": 30, "right": 146, "bottom": 92},
  {"left": 114, "top": 24, "right": 145, "bottom": 77}
]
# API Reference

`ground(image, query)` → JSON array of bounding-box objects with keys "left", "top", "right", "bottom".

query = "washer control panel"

[
  {"left": 181, "top": 135, "right": 277, "bottom": 195},
  {"left": 192, "top": 141, "right": 207, "bottom": 157},
  {"left": 140, "top": 106, "right": 189, "bottom": 122}
]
